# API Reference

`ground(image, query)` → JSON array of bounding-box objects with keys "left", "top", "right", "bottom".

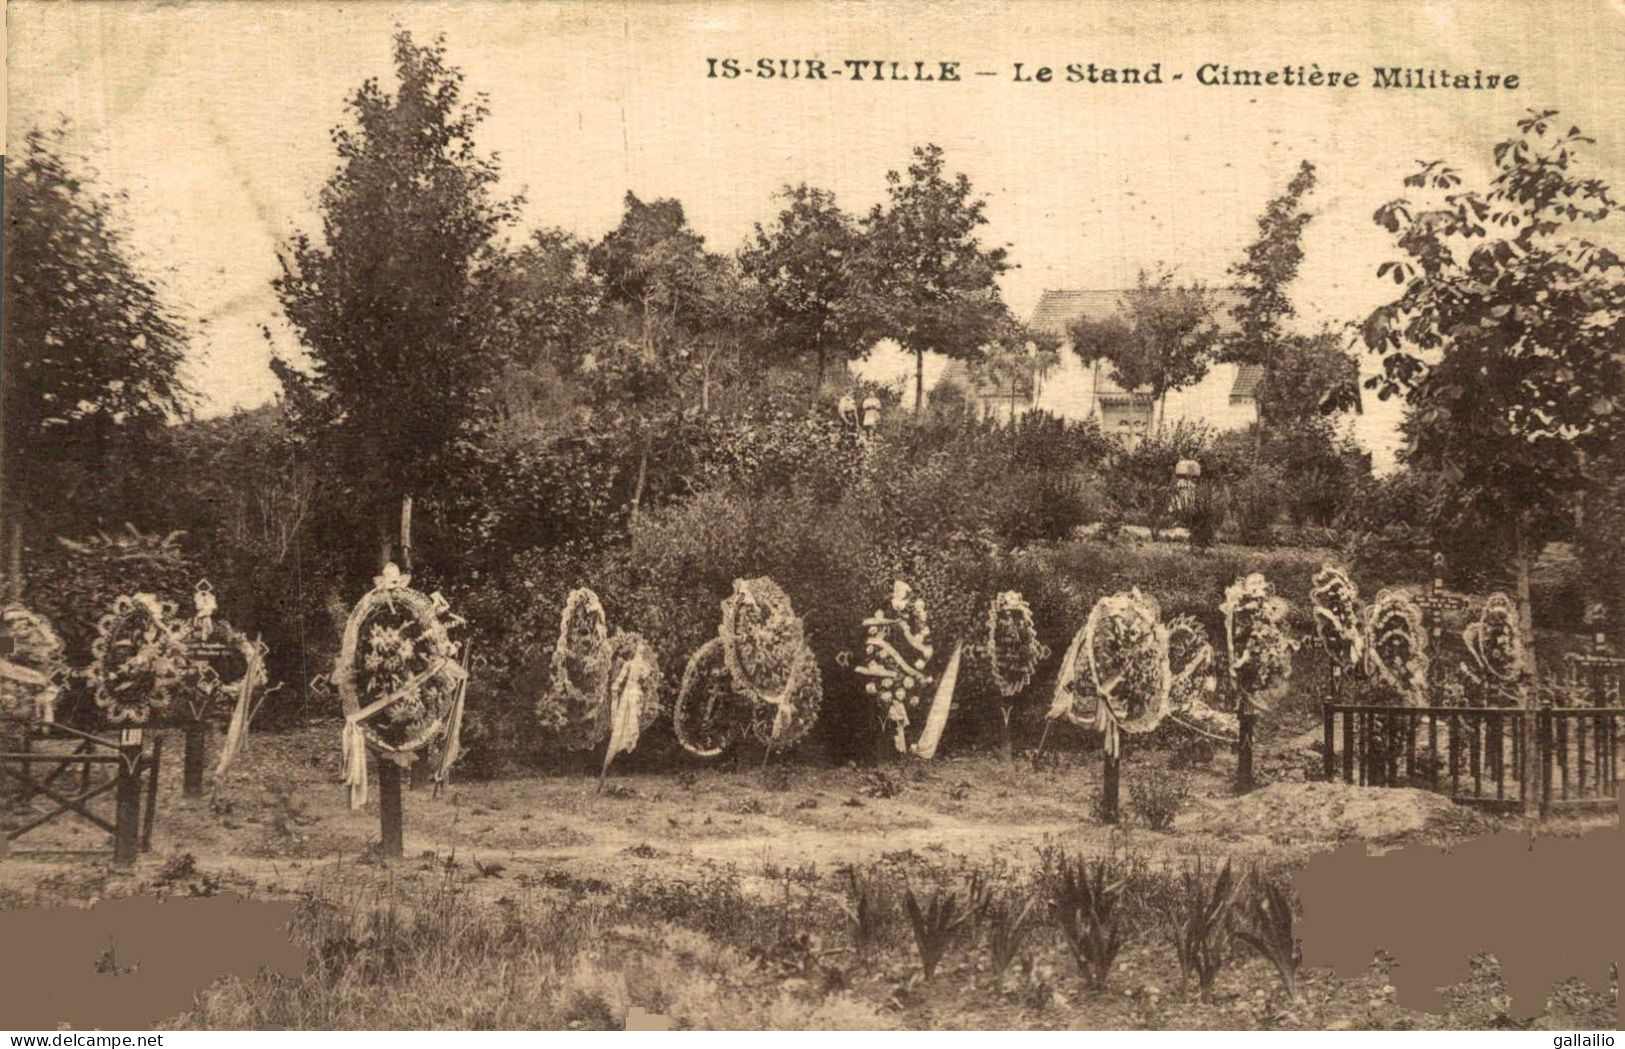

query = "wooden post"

[
  {"left": 113, "top": 730, "right": 144, "bottom": 866},
  {"left": 377, "top": 757, "right": 404, "bottom": 859},
  {"left": 1322, "top": 704, "right": 1334, "bottom": 781},
  {"left": 1100, "top": 749, "right": 1120, "bottom": 824},
  {"left": 142, "top": 736, "right": 163, "bottom": 851},
  {"left": 182, "top": 719, "right": 207, "bottom": 797},
  {"left": 399, "top": 496, "right": 413, "bottom": 574},
  {"left": 1236, "top": 704, "right": 1256, "bottom": 794}
]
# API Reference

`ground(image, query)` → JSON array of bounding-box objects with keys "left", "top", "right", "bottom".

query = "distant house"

[
  {"left": 901, "top": 285, "right": 1402, "bottom": 470},
  {"left": 1024, "top": 288, "right": 1262, "bottom": 444}
]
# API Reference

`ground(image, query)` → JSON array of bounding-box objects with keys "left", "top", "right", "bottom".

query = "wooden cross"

[
  {"left": 1416, "top": 555, "right": 1467, "bottom": 696},
  {"left": 1563, "top": 638, "right": 1625, "bottom": 707}
]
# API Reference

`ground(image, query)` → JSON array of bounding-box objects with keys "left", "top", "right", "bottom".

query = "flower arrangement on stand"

[
  {"left": 0, "top": 602, "right": 67, "bottom": 725},
  {"left": 854, "top": 580, "right": 961, "bottom": 760},
  {"left": 1461, "top": 593, "right": 1525, "bottom": 706},
  {"left": 1221, "top": 573, "right": 1300, "bottom": 793},
  {"left": 333, "top": 563, "right": 470, "bottom": 814},
  {"left": 176, "top": 580, "right": 270, "bottom": 791},
  {"left": 674, "top": 577, "right": 821, "bottom": 761},
  {"left": 1046, "top": 587, "right": 1172, "bottom": 822},
  {"left": 983, "top": 590, "right": 1049, "bottom": 761},
  {"left": 1310, "top": 565, "right": 1366, "bottom": 700},
  {"left": 1364, "top": 588, "right": 1429, "bottom": 706},
  {"left": 539, "top": 586, "right": 663, "bottom": 787}
]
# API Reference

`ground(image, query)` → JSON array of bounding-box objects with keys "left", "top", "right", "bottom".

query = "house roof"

[
  {"left": 935, "top": 358, "right": 1036, "bottom": 401},
  {"left": 1029, "top": 287, "right": 1249, "bottom": 338},
  {"left": 1030, "top": 287, "right": 1258, "bottom": 401},
  {"left": 1230, "top": 363, "right": 1266, "bottom": 402}
]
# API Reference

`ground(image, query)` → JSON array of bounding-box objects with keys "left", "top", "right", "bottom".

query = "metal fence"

[{"left": 1322, "top": 704, "right": 1620, "bottom": 815}]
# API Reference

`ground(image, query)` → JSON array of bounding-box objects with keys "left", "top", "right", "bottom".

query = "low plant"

[
  {"left": 985, "top": 891, "right": 1037, "bottom": 981},
  {"left": 839, "top": 864, "right": 893, "bottom": 958},
  {"left": 901, "top": 881, "right": 974, "bottom": 980},
  {"left": 1045, "top": 851, "right": 1124, "bottom": 990},
  {"left": 1179, "top": 483, "right": 1226, "bottom": 550},
  {"left": 1129, "top": 775, "right": 1189, "bottom": 831},
  {"left": 1161, "top": 858, "right": 1238, "bottom": 1001},
  {"left": 1235, "top": 870, "right": 1303, "bottom": 999}
]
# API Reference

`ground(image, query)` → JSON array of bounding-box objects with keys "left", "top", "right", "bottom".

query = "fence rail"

[{"left": 1322, "top": 704, "right": 1620, "bottom": 815}]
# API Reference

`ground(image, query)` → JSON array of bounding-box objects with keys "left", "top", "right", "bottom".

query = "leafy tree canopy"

[
  {"left": 1070, "top": 267, "right": 1220, "bottom": 428},
  {"left": 857, "top": 145, "right": 1012, "bottom": 411},
  {"left": 271, "top": 31, "right": 522, "bottom": 525},
  {"left": 741, "top": 183, "right": 867, "bottom": 388},
  {"left": 2, "top": 126, "right": 194, "bottom": 530}
]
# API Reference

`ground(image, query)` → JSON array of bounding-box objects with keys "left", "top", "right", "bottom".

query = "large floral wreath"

[
  {"left": 674, "top": 577, "right": 821, "bottom": 758},
  {"left": 1049, "top": 588, "right": 1172, "bottom": 756},
  {"left": 335, "top": 564, "right": 468, "bottom": 806},
  {"left": 1221, "top": 573, "right": 1299, "bottom": 712},
  {"left": 1364, "top": 588, "right": 1429, "bottom": 705},
  {"left": 985, "top": 590, "right": 1048, "bottom": 698},
  {"left": 176, "top": 583, "right": 270, "bottom": 784},
  {"left": 89, "top": 593, "right": 192, "bottom": 725},
  {"left": 540, "top": 586, "right": 663, "bottom": 775},
  {"left": 0, "top": 602, "right": 67, "bottom": 723},
  {"left": 855, "top": 580, "right": 939, "bottom": 754},
  {"left": 1462, "top": 592, "right": 1524, "bottom": 704},
  {"left": 1164, "top": 614, "right": 1239, "bottom": 743},
  {"left": 1310, "top": 565, "right": 1365, "bottom": 682}
]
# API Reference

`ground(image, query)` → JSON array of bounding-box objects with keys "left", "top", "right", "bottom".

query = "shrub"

[
  {"left": 1179, "top": 483, "right": 1227, "bottom": 550},
  {"left": 1228, "top": 467, "right": 1283, "bottom": 546},
  {"left": 985, "top": 892, "right": 1038, "bottom": 980},
  {"left": 1129, "top": 775, "right": 1189, "bottom": 831}
]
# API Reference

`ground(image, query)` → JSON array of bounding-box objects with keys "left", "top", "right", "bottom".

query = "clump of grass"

[
  {"left": 1235, "top": 869, "right": 1303, "bottom": 1000},
  {"left": 1161, "top": 857, "right": 1238, "bottom": 1001},
  {"left": 1045, "top": 850, "right": 1125, "bottom": 990},
  {"left": 902, "top": 881, "right": 974, "bottom": 980}
]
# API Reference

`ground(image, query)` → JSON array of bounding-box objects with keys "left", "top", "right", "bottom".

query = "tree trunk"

[
  {"left": 999, "top": 706, "right": 1013, "bottom": 762},
  {"left": 7, "top": 519, "right": 22, "bottom": 601},
  {"left": 1157, "top": 391, "right": 1168, "bottom": 433},
  {"left": 914, "top": 349, "right": 925, "bottom": 415},
  {"left": 815, "top": 344, "right": 826, "bottom": 395},
  {"left": 628, "top": 440, "right": 650, "bottom": 533},
  {"left": 1513, "top": 518, "right": 1541, "bottom": 816},
  {"left": 377, "top": 516, "right": 394, "bottom": 573}
]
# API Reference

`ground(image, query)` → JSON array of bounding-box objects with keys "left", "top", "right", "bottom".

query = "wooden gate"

[
  {"left": 2, "top": 721, "right": 162, "bottom": 863},
  {"left": 1322, "top": 704, "right": 1620, "bottom": 815}
]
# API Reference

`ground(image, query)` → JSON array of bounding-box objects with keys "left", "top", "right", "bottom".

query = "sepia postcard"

[{"left": 2, "top": 0, "right": 1622, "bottom": 1036}]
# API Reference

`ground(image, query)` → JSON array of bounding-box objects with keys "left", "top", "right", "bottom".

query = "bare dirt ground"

[{"left": 2, "top": 721, "right": 1617, "bottom": 1031}]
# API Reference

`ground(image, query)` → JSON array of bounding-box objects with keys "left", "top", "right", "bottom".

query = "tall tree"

[
  {"left": 859, "top": 145, "right": 1012, "bottom": 413},
  {"left": 741, "top": 184, "right": 865, "bottom": 391},
  {"left": 2, "top": 126, "right": 193, "bottom": 587},
  {"left": 271, "top": 31, "right": 521, "bottom": 574},
  {"left": 1362, "top": 111, "right": 1624, "bottom": 789},
  {"left": 1253, "top": 328, "right": 1362, "bottom": 428},
  {"left": 1069, "top": 267, "right": 1221, "bottom": 430},
  {"left": 586, "top": 192, "right": 714, "bottom": 400},
  {"left": 1222, "top": 160, "right": 1319, "bottom": 431}
]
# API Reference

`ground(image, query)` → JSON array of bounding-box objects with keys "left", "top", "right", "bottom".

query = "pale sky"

[{"left": 9, "top": 0, "right": 1625, "bottom": 415}]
